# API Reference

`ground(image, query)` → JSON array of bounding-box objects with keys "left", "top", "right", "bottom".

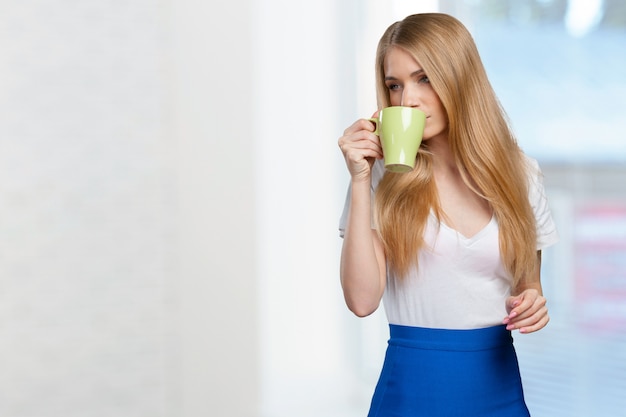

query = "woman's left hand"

[{"left": 502, "top": 289, "right": 549, "bottom": 334}]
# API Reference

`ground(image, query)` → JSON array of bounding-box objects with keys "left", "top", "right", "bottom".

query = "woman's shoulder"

[
  {"left": 520, "top": 152, "right": 549, "bottom": 202},
  {"left": 520, "top": 153, "right": 543, "bottom": 184},
  {"left": 521, "top": 153, "right": 540, "bottom": 173}
]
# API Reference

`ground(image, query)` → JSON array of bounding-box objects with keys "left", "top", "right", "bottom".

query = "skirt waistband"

[{"left": 388, "top": 324, "right": 513, "bottom": 351}]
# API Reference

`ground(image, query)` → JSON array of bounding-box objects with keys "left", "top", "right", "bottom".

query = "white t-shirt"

[{"left": 338, "top": 156, "right": 559, "bottom": 329}]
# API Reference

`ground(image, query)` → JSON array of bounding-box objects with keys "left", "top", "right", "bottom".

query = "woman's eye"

[
  {"left": 419, "top": 76, "right": 430, "bottom": 84},
  {"left": 387, "top": 83, "right": 401, "bottom": 91}
]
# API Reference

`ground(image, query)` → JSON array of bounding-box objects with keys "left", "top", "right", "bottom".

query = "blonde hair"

[{"left": 373, "top": 13, "right": 537, "bottom": 288}]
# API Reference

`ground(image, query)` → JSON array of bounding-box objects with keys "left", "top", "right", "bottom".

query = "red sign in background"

[{"left": 574, "top": 203, "right": 626, "bottom": 332}]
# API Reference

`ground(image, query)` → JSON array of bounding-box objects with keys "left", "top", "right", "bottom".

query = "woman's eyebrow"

[{"left": 384, "top": 69, "right": 424, "bottom": 81}]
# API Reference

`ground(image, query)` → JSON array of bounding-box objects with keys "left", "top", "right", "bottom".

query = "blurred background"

[{"left": 0, "top": 0, "right": 624, "bottom": 416}]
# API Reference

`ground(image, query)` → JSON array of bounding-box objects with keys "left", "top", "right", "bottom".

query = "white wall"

[
  {"left": 0, "top": 0, "right": 260, "bottom": 416},
  {"left": 0, "top": 1, "right": 179, "bottom": 416},
  {"left": 252, "top": 1, "right": 362, "bottom": 415},
  {"left": 170, "top": 0, "right": 259, "bottom": 416}
]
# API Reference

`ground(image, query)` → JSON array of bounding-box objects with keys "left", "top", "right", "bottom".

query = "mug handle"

[{"left": 368, "top": 118, "right": 379, "bottom": 136}]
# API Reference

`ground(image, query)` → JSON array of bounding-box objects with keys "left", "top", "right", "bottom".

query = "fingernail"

[
  {"left": 506, "top": 324, "right": 515, "bottom": 331},
  {"left": 519, "top": 328, "right": 527, "bottom": 334},
  {"left": 509, "top": 311, "right": 518, "bottom": 318},
  {"left": 502, "top": 318, "right": 509, "bottom": 325}
]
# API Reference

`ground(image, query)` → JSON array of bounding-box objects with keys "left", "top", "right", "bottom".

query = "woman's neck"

[{"left": 428, "top": 134, "right": 458, "bottom": 176}]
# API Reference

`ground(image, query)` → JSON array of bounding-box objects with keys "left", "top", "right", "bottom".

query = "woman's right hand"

[{"left": 338, "top": 113, "right": 383, "bottom": 183}]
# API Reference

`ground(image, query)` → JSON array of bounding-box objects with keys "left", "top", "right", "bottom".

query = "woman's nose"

[{"left": 401, "top": 86, "right": 421, "bottom": 108}]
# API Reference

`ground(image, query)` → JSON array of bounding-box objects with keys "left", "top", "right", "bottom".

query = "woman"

[{"left": 338, "top": 13, "right": 558, "bottom": 417}]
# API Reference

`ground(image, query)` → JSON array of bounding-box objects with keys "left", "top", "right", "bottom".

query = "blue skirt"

[{"left": 367, "top": 324, "right": 530, "bottom": 417}]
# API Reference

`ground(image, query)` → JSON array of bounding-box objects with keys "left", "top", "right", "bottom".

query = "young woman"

[{"left": 338, "top": 13, "right": 559, "bottom": 417}]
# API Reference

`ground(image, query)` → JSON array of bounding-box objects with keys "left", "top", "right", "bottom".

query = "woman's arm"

[
  {"left": 502, "top": 251, "right": 550, "bottom": 333},
  {"left": 338, "top": 116, "right": 387, "bottom": 317},
  {"left": 340, "top": 179, "right": 387, "bottom": 317}
]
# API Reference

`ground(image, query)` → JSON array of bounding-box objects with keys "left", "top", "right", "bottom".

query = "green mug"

[{"left": 369, "top": 106, "right": 426, "bottom": 173}]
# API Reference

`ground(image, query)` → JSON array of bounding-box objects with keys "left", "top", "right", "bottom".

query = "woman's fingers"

[
  {"left": 338, "top": 118, "right": 383, "bottom": 180},
  {"left": 338, "top": 130, "right": 382, "bottom": 160},
  {"left": 344, "top": 117, "right": 377, "bottom": 135},
  {"left": 507, "top": 305, "right": 550, "bottom": 333},
  {"left": 503, "top": 289, "right": 550, "bottom": 334}
]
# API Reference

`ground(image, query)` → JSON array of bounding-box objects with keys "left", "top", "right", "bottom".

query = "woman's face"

[{"left": 383, "top": 46, "right": 448, "bottom": 141}]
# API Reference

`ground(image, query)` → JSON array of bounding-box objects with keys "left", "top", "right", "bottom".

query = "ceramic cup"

[{"left": 369, "top": 106, "right": 426, "bottom": 173}]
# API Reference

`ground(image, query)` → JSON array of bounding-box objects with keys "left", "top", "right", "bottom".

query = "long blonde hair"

[{"left": 373, "top": 13, "right": 537, "bottom": 288}]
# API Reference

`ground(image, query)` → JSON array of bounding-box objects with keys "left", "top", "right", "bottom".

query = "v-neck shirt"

[{"left": 339, "top": 156, "right": 559, "bottom": 329}]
